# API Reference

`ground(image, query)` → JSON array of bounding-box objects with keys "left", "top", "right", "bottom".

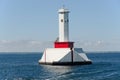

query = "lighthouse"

[
  {"left": 39, "top": 8, "right": 92, "bottom": 65},
  {"left": 54, "top": 8, "right": 74, "bottom": 49},
  {"left": 59, "top": 8, "right": 69, "bottom": 42}
]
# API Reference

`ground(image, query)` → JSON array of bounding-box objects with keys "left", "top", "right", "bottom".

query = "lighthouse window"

[
  {"left": 67, "top": 19, "right": 69, "bottom": 22},
  {"left": 61, "top": 19, "right": 63, "bottom": 22}
]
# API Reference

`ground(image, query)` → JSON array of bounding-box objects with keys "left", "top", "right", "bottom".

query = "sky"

[{"left": 0, "top": 0, "right": 120, "bottom": 52}]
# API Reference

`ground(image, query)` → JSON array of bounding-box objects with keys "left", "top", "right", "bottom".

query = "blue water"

[{"left": 0, "top": 52, "right": 120, "bottom": 80}]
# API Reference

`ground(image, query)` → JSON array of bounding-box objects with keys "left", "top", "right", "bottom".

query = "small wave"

[{"left": 106, "top": 72, "right": 118, "bottom": 77}]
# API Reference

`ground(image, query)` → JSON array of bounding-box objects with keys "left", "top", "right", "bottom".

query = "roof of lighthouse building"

[{"left": 58, "top": 7, "right": 69, "bottom": 13}]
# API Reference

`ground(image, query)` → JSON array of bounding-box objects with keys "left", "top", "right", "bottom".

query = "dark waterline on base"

[
  {"left": 40, "top": 61, "right": 92, "bottom": 66},
  {"left": 0, "top": 52, "right": 120, "bottom": 80}
]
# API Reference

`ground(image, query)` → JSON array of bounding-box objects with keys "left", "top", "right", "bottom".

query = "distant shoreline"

[
  {"left": 0, "top": 51, "right": 120, "bottom": 54},
  {"left": 0, "top": 52, "right": 42, "bottom": 54},
  {"left": 85, "top": 51, "right": 120, "bottom": 54}
]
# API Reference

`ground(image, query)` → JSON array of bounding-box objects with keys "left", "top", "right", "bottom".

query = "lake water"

[{"left": 0, "top": 52, "right": 120, "bottom": 80}]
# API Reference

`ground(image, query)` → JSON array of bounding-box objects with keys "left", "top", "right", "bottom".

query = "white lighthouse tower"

[
  {"left": 59, "top": 8, "right": 69, "bottom": 42},
  {"left": 39, "top": 8, "right": 92, "bottom": 65}
]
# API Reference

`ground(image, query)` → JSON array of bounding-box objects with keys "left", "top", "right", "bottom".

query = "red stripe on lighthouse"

[{"left": 54, "top": 42, "right": 74, "bottom": 48}]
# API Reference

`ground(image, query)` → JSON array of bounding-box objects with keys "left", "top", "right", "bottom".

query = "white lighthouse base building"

[{"left": 39, "top": 48, "right": 92, "bottom": 65}]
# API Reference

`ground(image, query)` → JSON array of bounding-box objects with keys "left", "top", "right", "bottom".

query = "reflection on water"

[
  {"left": 42, "top": 65, "right": 72, "bottom": 73},
  {"left": 39, "top": 65, "right": 76, "bottom": 80}
]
